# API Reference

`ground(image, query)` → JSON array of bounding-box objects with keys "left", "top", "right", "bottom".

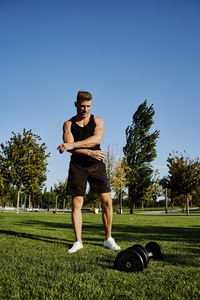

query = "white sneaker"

[
  {"left": 104, "top": 237, "right": 120, "bottom": 250},
  {"left": 68, "top": 241, "right": 83, "bottom": 254}
]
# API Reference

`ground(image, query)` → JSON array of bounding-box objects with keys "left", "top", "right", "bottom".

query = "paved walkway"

[{"left": 136, "top": 207, "right": 199, "bottom": 214}]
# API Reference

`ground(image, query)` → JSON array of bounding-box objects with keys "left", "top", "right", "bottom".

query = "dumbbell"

[
  {"left": 131, "top": 242, "right": 164, "bottom": 267},
  {"left": 114, "top": 248, "right": 144, "bottom": 273},
  {"left": 114, "top": 241, "right": 163, "bottom": 272}
]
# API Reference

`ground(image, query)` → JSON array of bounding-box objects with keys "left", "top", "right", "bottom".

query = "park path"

[{"left": 136, "top": 207, "right": 199, "bottom": 214}]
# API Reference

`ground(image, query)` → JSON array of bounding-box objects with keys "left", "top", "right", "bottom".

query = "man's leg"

[
  {"left": 98, "top": 192, "right": 120, "bottom": 250},
  {"left": 98, "top": 192, "right": 113, "bottom": 239},
  {"left": 72, "top": 196, "right": 84, "bottom": 242},
  {"left": 68, "top": 196, "right": 84, "bottom": 253}
]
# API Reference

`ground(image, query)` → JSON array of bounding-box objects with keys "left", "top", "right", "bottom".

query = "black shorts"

[{"left": 66, "top": 160, "right": 111, "bottom": 196}]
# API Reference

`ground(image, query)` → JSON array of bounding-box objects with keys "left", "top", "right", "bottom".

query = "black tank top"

[{"left": 70, "top": 114, "right": 101, "bottom": 165}]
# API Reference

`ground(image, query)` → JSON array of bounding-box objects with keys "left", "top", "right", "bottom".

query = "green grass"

[{"left": 0, "top": 212, "right": 200, "bottom": 300}]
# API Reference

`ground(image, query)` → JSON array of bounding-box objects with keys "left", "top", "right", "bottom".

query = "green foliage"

[
  {"left": 141, "top": 170, "right": 162, "bottom": 208},
  {"left": 191, "top": 186, "right": 200, "bottom": 207},
  {"left": 0, "top": 174, "right": 9, "bottom": 206},
  {"left": 0, "top": 174, "right": 4, "bottom": 193},
  {"left": 54, "top": 180, "right": 72, "bottom": 209},
  {"left": 41, "top": 187, "right": 57, "bottom": 210},
  {"left": 84, "top": 188, "right": 99, "bottom": 207},
  {"left": 6, "top": 185, "right": 18, "bottom": 207},
  {"left": 167, "top": 151, "right": 200, "bottom": 213},
  {"left": 110, "top": 159, "right": 128, "bottom": 201},
  {"left": 0, "top": 213, "right": 199, "bottom": 299},
  {"left": 123, "top": 100, "right": 160, "bottom": 211},
  {"left": 160, "top": 176, "right": 172, "bottom": 208},
  {"left": 0, "top": 129, "right": 50, "bottom": 197},
  {"left": 151, "top": 169, "right": 163, "bottom": 202}
]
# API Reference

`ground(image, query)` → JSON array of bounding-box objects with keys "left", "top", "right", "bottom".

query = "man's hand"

[
  {"left": 57, "top": 143, "right": 74, "bottom": 153},
  {"left": 88, "top": 150, "right": 106, "bottom": 161}
]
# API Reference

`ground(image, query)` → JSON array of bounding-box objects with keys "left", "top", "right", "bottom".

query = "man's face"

[{"left": 75, "top": 100, "right": 92, "bottom": 118}]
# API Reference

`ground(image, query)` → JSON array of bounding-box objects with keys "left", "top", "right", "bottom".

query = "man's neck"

[{"left": 75, "top": 114, "right": 91, "bottom": 126}]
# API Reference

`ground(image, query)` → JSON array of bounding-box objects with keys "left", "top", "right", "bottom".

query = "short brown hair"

[{"left": 77, "top": 90, "right": 92, "bottom": 102}]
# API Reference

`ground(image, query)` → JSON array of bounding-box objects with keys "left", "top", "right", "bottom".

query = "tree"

[
  {"left": 167, "top": 151, "right": 200, "bottom": 215},
  {"left": 191, "top": 187, "right": 200, "bottom": 208},
  {"left": 160, "top": 176, "right": 171, "bottom": 213},
  {"left": 110, "top": 158, "right": 129, "bottom": 212},
  {"left": 84, "top": 188, "right": 99, "bottom": 208},
  {"left": 0, "top": 129, "right": 50, "bottom": 213},
  {"left": 42, "top": 187, "right": 56, "bottom": 210},
  {"left": 54, "top": 180, "right": 71, "bottom": 210},
  {"left": 0, "top": 174, "right": 4, "bottom": 201},
  {"left": 123, "top": 100, "right": 160, "bottom": 213},
  {"left": 42, "top": 187, "right": 50, "bottom": 209},
  {"left": 141, "top": 169, "right": 162, "bottom": 209},
  {"left": 0, "top": 173, "right": 10, "bottom": 206},
  {"left": 104, "top": 144, "right": 118, "bottom": 182},
  {"left": 151, "top": 169, "right": 163, "bottom": 202}
]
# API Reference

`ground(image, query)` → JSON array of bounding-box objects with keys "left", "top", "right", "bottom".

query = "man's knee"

[
  {"left": 99, "top": 193, "right": 112, "bottom": 209},
  {"left": 72, "top": 196, "right": 84, "bottom": 211}
]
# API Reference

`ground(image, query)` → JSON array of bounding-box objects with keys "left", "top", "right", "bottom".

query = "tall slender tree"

[{"left": 123, "top": 100, "right": 160, "bottom": 213}]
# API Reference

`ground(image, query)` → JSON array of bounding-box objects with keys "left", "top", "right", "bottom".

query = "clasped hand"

[
  {"left": 89, "top": 150, "right": 106, "bottom": 161},
  {"left": 57, "top": 143, "right": 74, "bottom": 153}
]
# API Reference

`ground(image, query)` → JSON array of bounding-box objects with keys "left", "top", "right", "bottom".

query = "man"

[{"left": 57, "top": 90, "right": 120, "bottom": 253}]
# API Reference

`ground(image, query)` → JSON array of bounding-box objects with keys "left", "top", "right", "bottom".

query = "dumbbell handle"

[{"left": 148, "top": 252, "right": 153, "bottom": 258}]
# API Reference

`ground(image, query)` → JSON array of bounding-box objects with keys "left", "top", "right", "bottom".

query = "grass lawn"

[{"left": 0, "top": 212, "right": 200, "bottom": 300}]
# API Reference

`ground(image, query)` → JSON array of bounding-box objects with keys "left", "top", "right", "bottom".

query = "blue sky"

[{"left": 0, "top": 0, "right": 200, "bottom": 190}]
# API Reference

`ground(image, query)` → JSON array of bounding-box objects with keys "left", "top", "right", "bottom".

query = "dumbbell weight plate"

[
  {"left": 145, "top": 242, "right": 164, "bottom": 260},
  {"left": 130, "top": 244, "right": 149, "bottom": 267},
  {"left": 114, "top": 249, "right": 144, "bottom": 272}
]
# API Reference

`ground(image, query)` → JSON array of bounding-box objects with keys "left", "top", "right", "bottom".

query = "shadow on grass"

[
  {"left": 163, "top": 252, "right": 200, "bottom": 268},
  {"left": 8, "top": 217, "right": 200, "bottom": 246},
  {"left": 82, "top": 222, "right": 200, "bottom": 243},
  {"left": 0, "top": 229, "right": 72, "bottom": 246},
  {"left": 14, "top": 220, "right": 71, "bottom": 229},
  {"left": 94, "top": 255, "right": 115, "bottom": 270}
]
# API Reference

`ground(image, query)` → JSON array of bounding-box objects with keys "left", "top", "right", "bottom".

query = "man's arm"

[
  {"left": 62, "top": 120, "right": 74, "bottom": 144},
  {"left": 58, "top": 117, "right": 104, "bottom": 152},
  {"left": 71, "top": 148, "right": 106, "bottom": 161}
]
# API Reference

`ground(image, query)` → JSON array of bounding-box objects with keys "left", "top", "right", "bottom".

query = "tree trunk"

[
  {"left": 186, "top": 195, "right": 190, "bottom": 215},
  {"left": 63, "top": 199, "right": 66, "bottom": 213},
  {"left": 16, "top": 190, "right": 20, "bottom": 214},
  {"left": 55, "top": 195, "right": 58, "bottom": 213},
  {"left": 119, "top": 194, "right": 122, "bottom": 214},
  {"left": 141, "top": 200, "right": 144, "bottom": 211},
  {"left": 130, "top": 198, "right": 133, "bottom": 214},
  {"left": 48, "top": 194, "right": 50, "bottom": 211},
  {"left": 24, "top": 194, "right": 27, "bottom": 211},
  {"left": 28, "top": 194, "right": 31, "bottom": 210},
  {"left": 165, "top": 188, "right": 168, "bottom": 214}
]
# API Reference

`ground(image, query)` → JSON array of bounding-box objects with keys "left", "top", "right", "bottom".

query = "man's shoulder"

[
  {"left": 93, "top": 115, "right": 104, "bottom": 125},
  {"left": 64, "top": 116, "right": 76, "bottom": 125},
  {"left": 63, "top": 118, "right": 74, "bottom": 130}
]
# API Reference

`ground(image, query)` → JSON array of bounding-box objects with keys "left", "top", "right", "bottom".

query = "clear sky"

[{"left": 1, "top": 0, "right": 200, "bottom": 190}]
